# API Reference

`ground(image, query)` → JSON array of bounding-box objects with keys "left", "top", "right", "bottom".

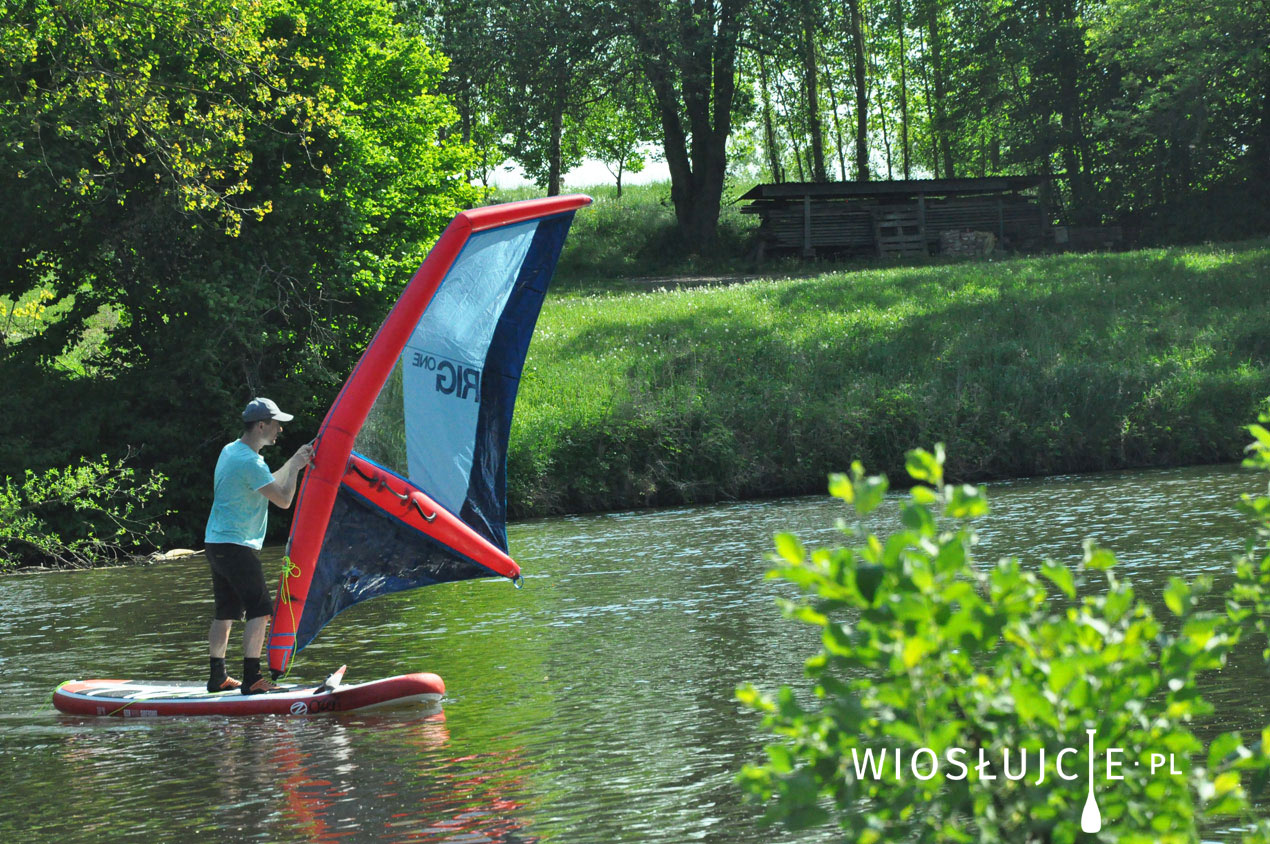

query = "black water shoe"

[
  {"left": 242, "top": 677, "right": 282, "bottom": 695},
  {"left": 207, "top": 675, "right": 242, "bottom": 693}
]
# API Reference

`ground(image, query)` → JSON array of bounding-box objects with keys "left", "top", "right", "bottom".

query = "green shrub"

[{"left": 737, "top": 418, "right": 1270, "bottom": 842}]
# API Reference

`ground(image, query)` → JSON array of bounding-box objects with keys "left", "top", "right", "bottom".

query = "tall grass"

[{"left": 507, "top": 238, "right": 1270, "bottom": 517}]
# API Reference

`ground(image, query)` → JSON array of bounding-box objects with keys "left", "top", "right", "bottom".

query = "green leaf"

[
  {"left": 1041, "top": 560, "right": 1076, "bottom": 599},
  {"left": 1208, "top": 732, "right": 1243, "bottom": 770},
  {"left": 823, "top": 622, "right": 855, "bottom": 656},
  {"left": 774, "top": 532, "right": 806, "bottom": 564},
  {"left": 901, "top": 635, "right": 935, "bottom": 668},
  {"left": 910, "top": 485, "right": 938, "bottom": 506},
  {"left": 830, "top": 464, "right": 889, "bottom": 516},
  {"left": 1248, "top": 424, "right": 1270, "bottom": 448},
  {"left": 1164, "top": 577, "right": 1191, "bottom": 616},
  {"left": 1082, "top": 539, "right": 1117, "bottom": 571},
  {"left": 905, "top": 446, "right": 944, "bottom": 486},
  {"left": 900, "top": 502, "right": 936, "bottom": 535},
  {"left": 933, "top": 539, "right": 968, "bottom": 575},
  {"left": 1011, "top": 683, "right": 1055, "bottom": 725},
  {"left": 828, "top": 472, "right": 851, "bottom": 500},
  {"left": 946, "top": 484, "right": 989, "bottom": 518},
  {"left": 1046, "top": 658, "right": 1082, "bottom": 694},
  {"left": 787, "top": 604, "right": 829, "bottom": 628},
  {"left": 854, "top": 475, "right": 889, "bottom": 517},
  {"left": 854, "top": 563, "right": 884, "bottom": 604}
]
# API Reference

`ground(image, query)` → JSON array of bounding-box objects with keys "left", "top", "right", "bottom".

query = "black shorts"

[{"left": 205, "top": 543, "right": 274, "bottom": 621}]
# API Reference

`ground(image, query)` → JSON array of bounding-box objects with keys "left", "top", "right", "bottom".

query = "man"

[{"left": 204, "top": 397, "right": 314, "bottom": 694}]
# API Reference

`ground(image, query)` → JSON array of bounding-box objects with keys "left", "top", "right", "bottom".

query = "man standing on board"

[{"left": 204, "top": 397, "right": 314, "bottom": 694}]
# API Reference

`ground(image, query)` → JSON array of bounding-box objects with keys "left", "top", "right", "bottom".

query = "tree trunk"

[
  {"left": 547, "top": 100, "right": 564, "bottom": 196},
  {"left": 925, "top": 0, "right": 953, "bottom": 179},
  {"left": 846, "top": 0, "right": 869, "bottom": 179},
  {"left": 1050, "top": 0, "right": 1091, "bottom": 219},
  {"left": 802, "top": 0, "right": 827, "bottom": 181},
  {"left": 820, "top": 48, "right": 848, "bottom": 179},
  {"left": 1258, "top": 68, "right": 1270, "bottom": 184},
  {"left": 773, "top": 70, "right": 807, "bottom": 180},
  {"left": 878, "top": 84, "right": 893, "bottom": 178},
  {"left": 633, "top": 0, "right": 747, "bottom": 251},
  {"left": 759, "top": 51, "right": 783, "bottom": 182},
  {"left": 915, "top": 25, "right": 940, "bottom": 178},
  {"left": 896, "top": 0, "right": 911, "bottom": 178}
]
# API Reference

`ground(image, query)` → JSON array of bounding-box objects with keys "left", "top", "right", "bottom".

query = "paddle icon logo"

[{"left": 1081, "top": 729, "right": 1101, "bottom": 833}]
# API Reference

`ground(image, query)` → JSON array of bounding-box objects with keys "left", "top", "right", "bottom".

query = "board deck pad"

[{"left": 53, "top": 671, "right": 444, "bottom": 717}]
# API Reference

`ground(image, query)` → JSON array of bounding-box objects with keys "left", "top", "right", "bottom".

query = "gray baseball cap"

[{"left": 242, "top": 397, "right": 295, "bottom": 423}]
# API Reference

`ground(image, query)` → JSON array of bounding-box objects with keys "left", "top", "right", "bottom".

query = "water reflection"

[{"left": 277, "top": 715, "right": 543, "bottom": 844}]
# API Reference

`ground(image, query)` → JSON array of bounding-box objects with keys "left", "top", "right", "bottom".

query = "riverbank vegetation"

[
  {"left": 0, "top": 456, "right": 168, "bottom": 570},
  {"left": 508, "top": 238, "right": 1270, "bottom": 517},
  {"left": 737, "top": 419, "right": 1270, "bottom": 840}
]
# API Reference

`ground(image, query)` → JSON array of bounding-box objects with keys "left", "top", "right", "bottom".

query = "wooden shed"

[{"left": 740, "top": 177, "right": 1053, "bottom": 258}]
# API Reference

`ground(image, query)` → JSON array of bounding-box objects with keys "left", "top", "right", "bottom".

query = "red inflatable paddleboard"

[{"left": 53, "top": 670, "right": 443, "bottom": 717}]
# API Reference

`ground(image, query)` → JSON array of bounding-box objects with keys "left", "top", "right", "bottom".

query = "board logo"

[
  {"left": 409, "top": 351, "right": 481, "bottom": 403},
  {"left": 289, "top": 701, "right": 309, "bottom": 716}
]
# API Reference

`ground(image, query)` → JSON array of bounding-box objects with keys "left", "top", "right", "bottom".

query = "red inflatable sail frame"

[{"left": 269, "top": 195, "right": 592, "bottom": 675}]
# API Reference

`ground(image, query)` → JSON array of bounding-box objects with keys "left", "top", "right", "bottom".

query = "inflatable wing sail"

[{"left": 268, "top": 195, "right": 591, "bottom": 676}]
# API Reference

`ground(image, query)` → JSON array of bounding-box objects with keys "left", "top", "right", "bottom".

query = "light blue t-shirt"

[{"left": 204, "top": 440, "right": 275, "bottom": 549}]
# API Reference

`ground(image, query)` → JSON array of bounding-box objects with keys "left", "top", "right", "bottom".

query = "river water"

[{"left": 2, "top": 464, "right": 1267, "bottom": 842}]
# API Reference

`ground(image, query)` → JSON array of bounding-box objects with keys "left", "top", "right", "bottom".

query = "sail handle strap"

[{"left": 346, "top": 460, "right": 437, "bottom": 522}]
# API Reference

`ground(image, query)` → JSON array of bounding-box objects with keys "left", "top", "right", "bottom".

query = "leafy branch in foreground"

[
  {"left": 738, "top": 427, "right": 1270, "bottom": 843},
  {"left": 0, "top": 454, "right": 169, "bottom": 570}
]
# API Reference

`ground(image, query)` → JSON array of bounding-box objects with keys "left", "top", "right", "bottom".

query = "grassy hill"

[{"left": 506, "top": 230, "right": 1270, "bottom": 517}]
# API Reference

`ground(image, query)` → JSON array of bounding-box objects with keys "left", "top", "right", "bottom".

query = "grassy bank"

[{"left": 506, "top": 238, "right": 1270, "bottom": 517}]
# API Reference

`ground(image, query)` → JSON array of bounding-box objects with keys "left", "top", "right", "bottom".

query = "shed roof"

[{"left": 740, "top": 177, "right": 1048, "bottom": 201}]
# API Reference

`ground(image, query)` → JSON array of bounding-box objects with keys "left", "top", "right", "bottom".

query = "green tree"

[
  {"left": 0, "top": 0, "right": 475, "bottom": 550},
  {"left": 579, "top": 70, "right": 660, "bottom": 198},
  {"left": 1088, "top": 0, "right": 1270, "bottom": 232},
  {"left": 747, "top": 0, "right": 833, "bottom": 182},
  {"left": 401, "top": 0, "right": 509, "bottom": 192},
  {"left": 624, "top": 0, "right": 755, "bottom": 249},
  {"left": 0, "top": 454, "right": 168, "bottom": 569},
  {"left": 496, "top": 0, "right": 620, "bottom": 195}
]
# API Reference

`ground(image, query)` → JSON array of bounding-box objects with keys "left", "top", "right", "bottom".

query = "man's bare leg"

[
  {"left": 209, "top": 619, "right": 232, "bottom": 658},
  {"left": 244, "top": 615, "right": 269, "bottom": 659}
]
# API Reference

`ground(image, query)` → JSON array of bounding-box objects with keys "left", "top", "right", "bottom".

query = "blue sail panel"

[
  {"left": 402, "top": 221, "right": 538, "bottom": 520},
  {"left": 461, "top": 213, "right": 575, "bottom": 550},
  {"left": 294, "top": 483, "right": 503, "bottom": 649}
]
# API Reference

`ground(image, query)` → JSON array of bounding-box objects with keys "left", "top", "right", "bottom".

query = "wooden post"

[
  {"left": 918, "top": 194, "right": 927, "bottom": 251},
  {"left": 803, "top": 193, "right": 814, "bottom": 257}
]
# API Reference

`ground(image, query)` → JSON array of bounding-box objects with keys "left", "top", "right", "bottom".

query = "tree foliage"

[
  {"left": 578, "top": 63, "right": 660, "bottom": 197},
  {"left": 0, "top": 0, "right": 475, "bottom": 550},
  {"left": 416, "top": 0, "right": 1269, "bottom": 243}
]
